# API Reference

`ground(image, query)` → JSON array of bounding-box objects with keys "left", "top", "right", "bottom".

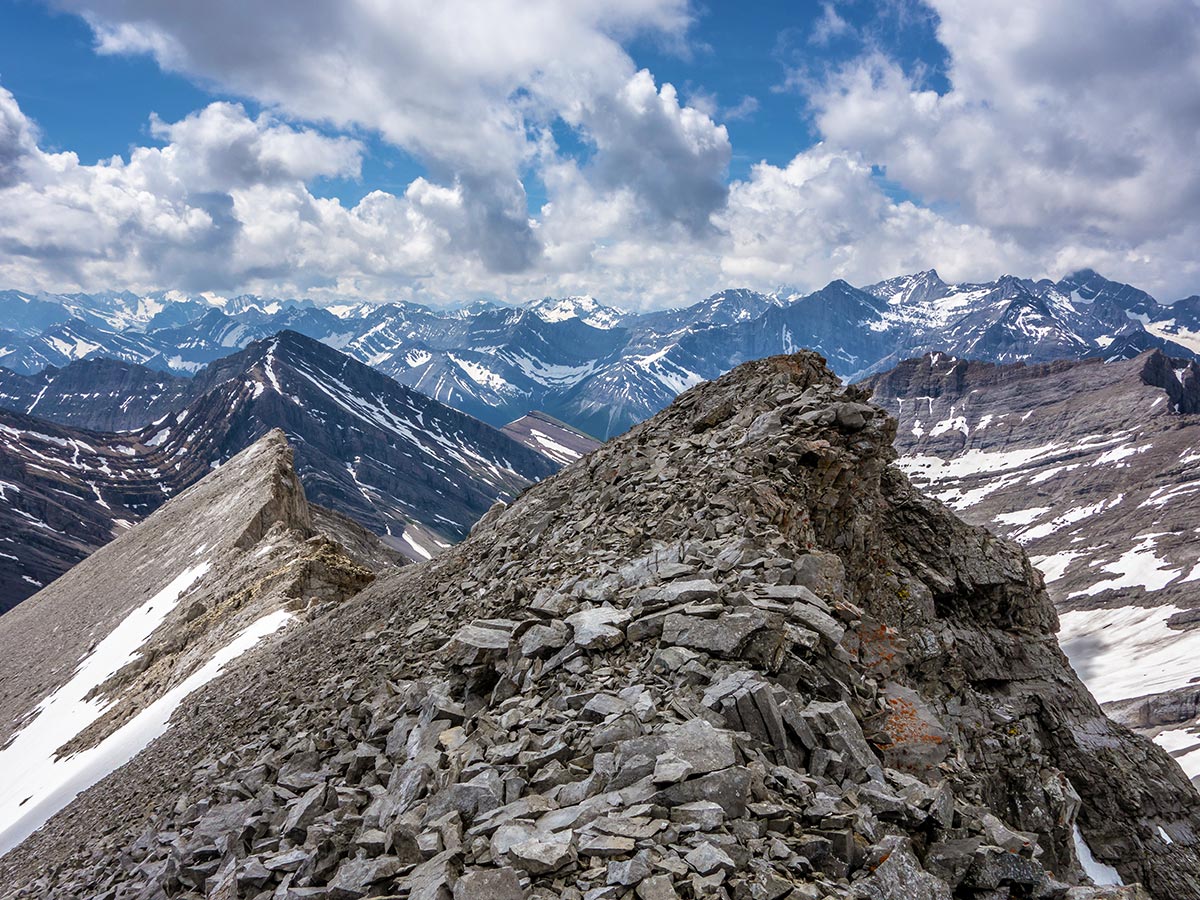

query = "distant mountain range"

[
  {"left": 4, "top": 269, "right": 1199, "bottom": 438},
  {"left": 0, "top": 331, "right": 574, "bottom": 610}
]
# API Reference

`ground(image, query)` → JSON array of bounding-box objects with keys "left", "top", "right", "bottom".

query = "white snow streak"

[
  {"left": 1072, "top": 825, "right": 1123, "bottom": 886},
  {"left": 0, "top": 564, "right": 211, "bottom": 851},
  {"left": 1058, "top": 600, "right": 1200, "bottom": 703},
  {"left": 0, "top": 606, "right": 290, "bottom": 854}
]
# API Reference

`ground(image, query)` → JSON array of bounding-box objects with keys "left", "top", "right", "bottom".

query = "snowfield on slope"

[{"left": 0, "top": 565, "right": 294, "bottom": 854}]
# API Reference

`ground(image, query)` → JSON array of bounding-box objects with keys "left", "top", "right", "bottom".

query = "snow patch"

[
  {"left": 1154, "top": 728, "right": 1200, "bottom": 782},
  {"left": 527, "top": 428, "right": 582, "bottom": 463},
  {"left": 1058, "top": 597, "right": 1200, "bottom": 703},
  {"left": 0, "top": 564, "right": 211, "bottom": 852},
  {"left": 1072, "top": 824, "right": 1122, "bottom": 886},
  {"left": 993, "top": 507, "right": 1051, "bottom": 527},
  {"left": 401, "top": 529, "right": 433, "bottom": 561},
  {"left": 1068, "top": 534, "right": 1181, "bottom": 598}
]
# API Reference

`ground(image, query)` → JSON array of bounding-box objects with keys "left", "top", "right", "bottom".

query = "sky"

[{"left": 0, "top": 0, "right": 1197, "bottom": 309}]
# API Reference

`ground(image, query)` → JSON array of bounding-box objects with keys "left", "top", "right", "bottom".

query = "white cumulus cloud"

[
  {"left": 0, "top": 0, "right": 1196, "bottom": 306},
  {"left": 809, "top": 0, "right": 1200, "bottom": 297}
]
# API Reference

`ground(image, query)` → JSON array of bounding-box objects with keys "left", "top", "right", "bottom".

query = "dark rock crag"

[{"left": 862, "top": 350, "right": 1200, "bottom": 775}]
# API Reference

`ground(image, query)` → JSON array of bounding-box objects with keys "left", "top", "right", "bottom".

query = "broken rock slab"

[{"left": 566, "top": 607, "right": 631, "bottom": 650}]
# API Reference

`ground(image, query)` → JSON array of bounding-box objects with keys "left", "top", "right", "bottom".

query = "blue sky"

[
  {"left": 0, "top": 0, "right": 1195, "bottom": 307},
  {"left": 0, "top": 0, "right": 944, "bottom": 204}
]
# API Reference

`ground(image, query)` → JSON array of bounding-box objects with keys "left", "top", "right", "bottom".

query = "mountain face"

[
  {"left": 0, "top": 431, "right": 400, "bottom": 856},
  {"left": 500, "top": 410, "right": 602, "bottom": 466},
  {"left": 0, "top": 332, "right": 563, "bottom": 611},
  {"left": 4, "top": 269, "right": 1196, "bottom": 439},
  {"left": 862, "top": 349, "right": 1200, "bottom": 785},
  {"left": 0, "top": 358, "right": 192, "bottom": 431},
  {"left": 1058, "top": 269, "right": 1200, "bottom": 353},
  {"left": 2, "top": 352, "right": 1196, "bottom": 898},
  {"left": 0, "top": 319, "right": 164, "bottom": 375},
  {"left": 0, "top": 410, "right": 179, "bottom": 612},
  {"left": 155, "top": 330, "right": 559, "bottom": 558}
]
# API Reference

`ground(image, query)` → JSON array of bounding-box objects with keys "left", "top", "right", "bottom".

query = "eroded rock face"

[
  {"left": 2, "top": 353, "right": 1197, "bottom": 899},
  {"left": 862, "top": 350, "right": 1200, "bottom": 784}
]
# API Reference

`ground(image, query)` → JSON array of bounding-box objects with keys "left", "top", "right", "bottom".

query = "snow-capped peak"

[
  {"left": 526, "top": 295, "right": 627, "bottom": 329},
  {"left": 864, "top": 270, "right": 951, "bottom": 306},
  {"left": 325, "top": 301, "right": 379, "bottom": 320}
]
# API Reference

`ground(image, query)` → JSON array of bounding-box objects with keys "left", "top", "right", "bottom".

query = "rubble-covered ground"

[{"left": 2, "top": 352, "right": 1198, "bottom": 899}]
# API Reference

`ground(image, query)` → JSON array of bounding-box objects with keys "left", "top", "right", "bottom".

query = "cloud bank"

[{"left": 0, "top": 0, "right": 1195, "bottom": 306}]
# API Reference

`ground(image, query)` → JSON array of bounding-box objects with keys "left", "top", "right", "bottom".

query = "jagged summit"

[
  {"left": 526, "top": 296, "right": 628, "bottom": 330},
  {"left": 2, "top": 351, "right": 1196, "bottom": 898}
]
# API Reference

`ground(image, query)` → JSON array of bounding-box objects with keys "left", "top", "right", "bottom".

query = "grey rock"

[
  {"left": 636, "top": 874, "right": 681, "bottom": 900},
  {"left": 580, "top": 833, "right": 637, "bottom": 857},
  {"left": 453, "top": 866, "right": 526, "bottom": 900},
  {"left": 787, "top": 600, "right": 845, "bottom": 644},
  {"left": 684, "top": 842, "right": 735, "bottom": 876},
  {"left": 328, "top": 855, "right": 404, "bottom": 900},
  {"left": 657, "top": 767, "right": 752, "bottom": 819},
  {"left": 444, "top": 621, "right": 514, "bottom": 666},
  {"left": 923, "top": 838, "right": 980, "bottom": 887},
  {"left": 281, "top": 785, "right": 327, "bottom": 843},
  {"left": 660, "top": 609, "right": 770, "bottom": 656},
  {"left": 656, "top": 580, "right": 720, "bottom": 604},
  {"left": 607, "top": 850, "right": 654, "bottom": 885},
  {"left": 404, "top": 849, "right": 461, "bottom": 900},
  {"left": 508, "top": 831, "right": 576, "bottom": 875},
  {"left": 670, "top": 801, "right": 725, "bottom": 831},
  {"left": 803, "top": 701, "right": 878, "bottom": 776},
  {"left": 963, "top": 845, "right": 1046, "bottom": 890},
  {"left": 565, "top": 607, "right": 631, "bottom": 650},
  {"left": 851, "top": 836, "right": 950, "bottom": 900},
  {"left": 520, "top": 621, "right": 570, "bottom": 657}
]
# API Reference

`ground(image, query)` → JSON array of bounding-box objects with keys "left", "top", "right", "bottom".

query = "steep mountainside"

[
  {"left": 0, "top": 332, "right": 561, "bottom": 611},
  {"left": 0, "top": 431, "right": 400, "bottom": 856},
  {"left": 863, "top": 350, "right": 1200, "bottom": 783},
  {"left": 500, "top": 411, "right": 602, "bottom": 466},
  {"left": 167, "top": 330, "right": 559, "bottom": 558},
  {"left": 0, "top": 409, "right": 184, "bottom": 611},
  {"left": 2, "top": 352, "right": 1196, "bottom": 898},
  {"left": 3, "top": 269, "right": 1197, "bottom": 439},
  {"left": 0, "top": 358, "right": 192, "bottom": 431}
]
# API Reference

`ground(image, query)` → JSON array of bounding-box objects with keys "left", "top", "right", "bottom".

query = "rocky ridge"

[
  {"left": 0, "top": 430, "right": 402, "bottom": 855},
  {"left": 1, "top": 353, "right": 1197, "bottom": 898}
]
